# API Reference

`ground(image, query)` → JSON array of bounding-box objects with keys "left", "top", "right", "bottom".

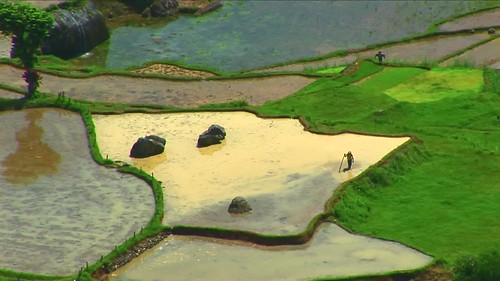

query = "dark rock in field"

[
  {"left": 197, "top": 124, "right": 226, "bottom": 148},
  {"left": 469, "top": 29, "right": 475, "bottom": 34},
  {"left": 228, "top": 196, "right": 252, "bottom": 214},
  {"left": 143, "top": 0, "right": 179, "bottom": 17},
  {"left": 41, "top": 0, "right": 109, "bottom": 59},
  {"left": 130, "top": 135, "right": 166, "bottom": 158},
  {"left": 488, "top": 28, "right": 496, "bottom": 34}
]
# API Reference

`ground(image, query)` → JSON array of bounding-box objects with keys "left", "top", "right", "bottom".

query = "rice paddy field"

[{"left": 0, "top": 1, "right": 499, "bottom": 281}]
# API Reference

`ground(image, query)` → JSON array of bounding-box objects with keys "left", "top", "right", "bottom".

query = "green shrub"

[{"left": 454, "top": 251, "right": 500, "bottom": 281}]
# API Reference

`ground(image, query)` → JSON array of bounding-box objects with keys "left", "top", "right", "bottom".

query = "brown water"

[
  {"left": 0, "top": 108, "right": 155, "bottom": 275},
  {"left": 2, "top": 110, "right": 61, "bottom": 184},
  {"left": 93, "top": 112, "right": 410, "bottom": 235},
  {"left": 111, "top": 223, "right": 432, "bottom": 281}
]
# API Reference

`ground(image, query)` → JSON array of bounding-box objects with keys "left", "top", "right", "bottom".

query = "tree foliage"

[{"left": 0, "top": 1, "right": 54, "bottom": 98}]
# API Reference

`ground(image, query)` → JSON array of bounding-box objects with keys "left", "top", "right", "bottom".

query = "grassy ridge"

[{"left": 254, "top": 61, "right": 500, "bottom": 265}]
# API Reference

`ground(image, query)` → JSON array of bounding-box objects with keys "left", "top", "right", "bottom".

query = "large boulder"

[
  {"left": 143, "top": 0, "right": 179, "bottom": 17},
  {"left": 41, "top": 0, "right": 110, "bottom": 59},
  {"left": 228, "top": 196, "right": 252, "bottom": 214},
  {"left": 129, "top": 135, "right": 166, "bottom": 158},
  {"left": 196, "top": 124, "right": 226, "bottom": 148}
]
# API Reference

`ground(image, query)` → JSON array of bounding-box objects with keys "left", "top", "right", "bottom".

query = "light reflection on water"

[
  {"left": 112, "top": 223, "right": 433, "bottom": 281},
  {"left": 102, "top": 1, "right": 489, "bottom": 71},
  {"left": 0, "top": 109, "right": 155, "bottom": 275}
]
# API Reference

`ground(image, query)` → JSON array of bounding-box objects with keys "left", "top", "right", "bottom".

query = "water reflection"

[
  {"left": 99, "top": 1, "right": 494, "bottom": 71},
  {"left": 2, "top": 110, "right": 61, "bottom": 184},
  {"left": 197, "top": 139, "right": 226, "bottom": 156},
  {"left": 132, "top": 152, "right": 167, "bottom": 173},
  {"left": 112, "top": 223, "right": 432, "bottom": 281}
]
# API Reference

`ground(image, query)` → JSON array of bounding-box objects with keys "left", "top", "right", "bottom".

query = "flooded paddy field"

[
  {"left": 0, "top": 108, "right": 155, "bottom": 275},
  {"left": 96, "top": 1, "right": 495, "bottom": 71},
  {"left": 93, "top": 112, "right": 410, "bottom": 234},
  {"left": 111, "top": 223, "right": 432, "bottom": 281}
]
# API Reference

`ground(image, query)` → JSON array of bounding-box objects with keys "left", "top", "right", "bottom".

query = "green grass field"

[{"left": 256, "top": 61, "right": 500, "bottom": 266}]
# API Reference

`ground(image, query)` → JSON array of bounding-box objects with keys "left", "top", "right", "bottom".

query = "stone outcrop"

[
  {"left": 228, "top": 196, "right": 252, "bottom": 214},
  {"left": 142, "top": 0, "right": 179, "bottom": 17},
  {"left": 41, "top": 0, "right": 110, "bottom": 59},
  {"left": 197, "top": 124, "right": 226, "bottom": 148},
  {"left": 178, "top": 0, "right": 222, "bottom": 16},
  {"left": 129, "top": 135, "right": 166, "bottom": 158}
]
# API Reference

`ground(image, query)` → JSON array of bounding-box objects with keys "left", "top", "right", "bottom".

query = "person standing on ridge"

[{"left": 375, "top": 51, "right": 386, "bottom": 63}]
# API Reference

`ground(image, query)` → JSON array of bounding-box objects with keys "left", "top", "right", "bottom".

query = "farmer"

[
  {"left": 345, "top": 151, "right": 354, "bottom": 170},
  {"left": 375, "top": 51, "right": 386, "bottom": 63}
]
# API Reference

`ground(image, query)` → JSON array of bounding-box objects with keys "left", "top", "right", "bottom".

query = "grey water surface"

[{"left": 102, "top": 0, "right": 493, "bottom": 71}]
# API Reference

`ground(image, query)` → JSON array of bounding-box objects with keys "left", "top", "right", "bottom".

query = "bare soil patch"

[{"left": 132, "top": 64, "right": 216, "bottom": 78}]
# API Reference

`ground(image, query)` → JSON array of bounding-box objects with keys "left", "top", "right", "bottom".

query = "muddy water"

[
  {"left": 254, "top": 33, "right": 490, "bottom": 73},
  {"left": 2, "top": 110, "right": 61, "bottom": 184},
  {"left": 112, "top": 223, "right": 432, "bottom": 281},
  {"left": 0, "top": 109, "right": 155, "bottom": 275},
  {"left": 93, "top": 112, "right": 409, "bottom": 235},
  {"left": 0, "top": 88, "right": 22, "bottom": 99},
  {"left": 438, "top": 8, "right": 500, "bottom": 32},
  {"left": 356, "top": 33, "right": 490, "bottom": 63},
  {"left": 0, "top": 65, "right": 315, "bottom": 107},
  {"left": 440, "top": 37, "right": 500, "bottom": 67},
  {"left": 102, "top": 1, "right": 494, "bottom": 71}
]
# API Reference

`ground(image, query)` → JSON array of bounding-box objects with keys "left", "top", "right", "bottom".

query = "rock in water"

[
  {"left": 197, "top": 124, "right": 226, "bottom": 148},
  {"left": 228, "top": 196, "right": 252, "bottom": 214},
  {"left": 130, "top": 135, "right": 166, "bottom": 158}
]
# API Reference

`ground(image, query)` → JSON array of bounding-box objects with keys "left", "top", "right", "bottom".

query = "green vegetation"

[
  {"left": 454, "top": 251, "right": 500, "bottom": 281},
  {"left": 0, "top": 1, "right": 54, "bottom": 98},
  {"left": 385, "top": 68, "right": 484, "bottom": 103},
  {"left": 316, "top": 66, "right": 346, "bottom": 75},
  {"left": 254, "top": 60, "right": 500, "bottom": 267}
]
